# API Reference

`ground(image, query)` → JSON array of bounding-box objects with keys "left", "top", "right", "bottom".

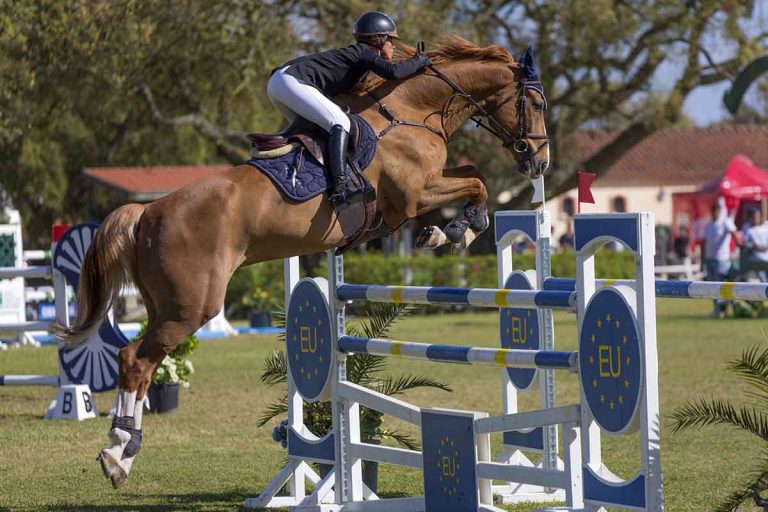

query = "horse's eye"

[{"left": 532, "top": 101, "right": 545, "bottom": 112}]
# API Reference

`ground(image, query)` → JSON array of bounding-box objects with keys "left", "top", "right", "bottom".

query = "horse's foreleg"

[{"left": 413, "top": 165, "right": 488, "bottom": 250}]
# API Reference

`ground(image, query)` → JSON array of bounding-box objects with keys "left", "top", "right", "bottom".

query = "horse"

[{"left": 54, "top": 35, "right": 550, "bottom": 489}]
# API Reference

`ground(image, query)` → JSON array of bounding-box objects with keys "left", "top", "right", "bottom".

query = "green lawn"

[{"left": 1, "top": 299, "right": 766, "bottom": 511}]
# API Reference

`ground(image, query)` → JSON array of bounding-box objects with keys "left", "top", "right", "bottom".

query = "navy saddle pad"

[{"left": 246, "top": 114, "right": 377, "bottom": 202}]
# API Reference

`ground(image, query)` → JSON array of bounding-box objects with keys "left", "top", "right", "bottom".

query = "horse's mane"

[{"left": 353, "top": 35, "right": 516, "bottom": 93}]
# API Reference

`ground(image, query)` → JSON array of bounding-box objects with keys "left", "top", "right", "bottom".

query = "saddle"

[
  {"left": 245, "top": 114, "right": 385, "bottom": 255},
  {"left": 247, "top": 115, "right": 365, "bottom": 169}
]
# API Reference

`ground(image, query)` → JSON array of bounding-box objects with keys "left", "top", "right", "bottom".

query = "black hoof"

[{"left": 414, "top": 226, "right": 435, "bottom": 248}]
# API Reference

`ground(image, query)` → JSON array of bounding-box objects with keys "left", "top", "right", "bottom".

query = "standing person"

[
  {"left": 267, "top": 11, "right": 432, "bottom": 210},
  {"left": 745, "top": 208, "right": 768, "bottom": 282},
  {"left": 673, "top": 226, "right": 690, "bottom": 262},
  {"left": 703, "top": 200, "right": 737, "bottom": 317}
]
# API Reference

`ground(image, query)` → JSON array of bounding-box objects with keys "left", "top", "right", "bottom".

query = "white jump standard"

[{"left": 249, "top": 211, "right": 664, "bottom": 511}]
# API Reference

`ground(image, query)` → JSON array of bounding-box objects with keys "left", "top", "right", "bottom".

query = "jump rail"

[
  {"left": 338, "top": 335, "right": 578, "bottom": 370},
  {"left": 543, "top": 276, "right": 768, "bottom": 301},
  {"left": 336, "top": 284, "right": 575, "bottom": 309}
]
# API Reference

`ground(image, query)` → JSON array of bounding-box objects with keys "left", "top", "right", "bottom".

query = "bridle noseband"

[{"left": 369, "top": 60, "right": 550, "bottom": 177}]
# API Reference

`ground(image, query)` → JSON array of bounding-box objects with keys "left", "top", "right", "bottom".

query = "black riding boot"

[{"left": 327, "top": 125, "right": 367, "bottom": 210}]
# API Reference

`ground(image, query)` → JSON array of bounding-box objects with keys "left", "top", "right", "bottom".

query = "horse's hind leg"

[{"left": 98, "top": 318, "right": 199, "bottom": 489}]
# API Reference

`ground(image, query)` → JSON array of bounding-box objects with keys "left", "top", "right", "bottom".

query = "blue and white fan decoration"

[{"left": 54, "top": 223, "right": 128, "bottom": 393}]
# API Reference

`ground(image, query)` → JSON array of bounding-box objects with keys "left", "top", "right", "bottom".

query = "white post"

[
  {"left": 575, "top": 232, "right": 602, "bottom": 475},
  {"left": 638, "top": 214, "right": 664, "bottom": 510},
  {"left": 494, "top": 210, "right": 563, "bottom": 505},
  {"left": 328, "top": 251, "right": 363, "bottom": 504},
  {"left": 283, "top": 257, "right": 305, "bottom": 502}
]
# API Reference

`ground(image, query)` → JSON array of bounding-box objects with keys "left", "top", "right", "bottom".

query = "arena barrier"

[
  {"left": 0, "top": 223, "right": 129, "bottom": 419},
  {"left": 247, "top": 212, "right": 664, "bottom": 511}
]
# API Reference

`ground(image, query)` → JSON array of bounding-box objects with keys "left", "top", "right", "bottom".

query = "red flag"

[{"left": 577, "top": 170, "right": 596, "bottom": 213}]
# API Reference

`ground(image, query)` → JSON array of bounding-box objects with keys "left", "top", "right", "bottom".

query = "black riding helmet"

[{"left": 353, "top": 12, "right": 399, "bottom": 39}]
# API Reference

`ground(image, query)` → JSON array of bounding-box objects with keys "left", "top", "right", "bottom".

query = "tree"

[
  {"left": 455, "top": 0, "right": 767, "bottom": 209},
  {"left": 0, "top": 1, "right": 295, "bottom": 243}
]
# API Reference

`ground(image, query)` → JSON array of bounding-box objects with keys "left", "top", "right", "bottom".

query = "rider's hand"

[{"left": 417, "top": 54, "right": 433, "bottom": 67}]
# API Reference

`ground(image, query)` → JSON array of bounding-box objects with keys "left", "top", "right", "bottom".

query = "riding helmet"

[{"left": 353, "top": 12, "right": 399, "bottom": 39}]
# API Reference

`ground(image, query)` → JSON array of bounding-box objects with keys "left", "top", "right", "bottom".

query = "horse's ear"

[{"left": 518, "top": 44, "right": 540, "bottom": 81}]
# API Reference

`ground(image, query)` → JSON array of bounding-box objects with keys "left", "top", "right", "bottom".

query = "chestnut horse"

[{"left": 55, "top": 36, "right": 549, "bottom": 488}]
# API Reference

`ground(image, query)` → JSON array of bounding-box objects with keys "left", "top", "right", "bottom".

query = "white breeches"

[{"left": 267, "top": 66, "right": 351, "bottom": 133}]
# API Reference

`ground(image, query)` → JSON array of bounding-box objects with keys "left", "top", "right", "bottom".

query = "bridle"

[
  {"left": 369, "top": 59, "right": 550, "bottom": 177},
  {"left": 430, "top": 65, "right": 549, "bottom": 158}
]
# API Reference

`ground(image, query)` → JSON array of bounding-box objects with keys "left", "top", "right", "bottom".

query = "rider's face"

[{"left": 381, "top": 40, "right": 394, "bottom": 61}]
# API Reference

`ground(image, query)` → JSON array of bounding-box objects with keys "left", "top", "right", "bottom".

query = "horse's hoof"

[
  {"left": 415, "top": 226, "right": 448, "bottom": 249},
  {"left": 418, "top": 226, "right": 449, "bottom": 248},
  {"left": 451, "top": 228, "right": 479, "bottom": 254},
  {"left": 97, "top": 450, "right": 118, "bottom": 480},
  {"left": 414, "top": 226, "right": 434, "bottom": 248},
  {"left": 110, "top": 467, "right": 129, "bottom": 489}
]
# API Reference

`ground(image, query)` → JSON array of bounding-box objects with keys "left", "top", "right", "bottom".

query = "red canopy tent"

[{"left": 673, "top": 154, "right": 768, "bottom": 240}]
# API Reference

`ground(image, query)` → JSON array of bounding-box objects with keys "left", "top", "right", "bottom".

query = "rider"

[{"left": 268, "top": 11, "right": 432, "bottom": 210}]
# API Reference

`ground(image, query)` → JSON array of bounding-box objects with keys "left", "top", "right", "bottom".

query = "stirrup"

[{"left": 330, "top": 184, "right": 375, "bottom": 212}]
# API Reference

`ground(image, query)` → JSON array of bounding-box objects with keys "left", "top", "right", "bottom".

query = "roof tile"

[
  {"left": 84, "top": 165, "right": 231, "bottom": 193},
  {"left": 562, "top": 124, "right": 768, "bottom": 187}
]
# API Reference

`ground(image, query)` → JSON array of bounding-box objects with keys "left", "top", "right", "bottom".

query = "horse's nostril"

[{"left": 539, "top": 160, "right": 549, "bottom": 174}]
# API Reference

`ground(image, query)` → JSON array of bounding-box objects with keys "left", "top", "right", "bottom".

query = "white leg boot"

[{"left": 98, "top": 390, "right": 142, "bottom": 488}]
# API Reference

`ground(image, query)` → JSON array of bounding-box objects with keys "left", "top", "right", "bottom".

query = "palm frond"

[
  {"left": 257, "top": 393, "right": 289, "bottom": 427},
  {"left": 261, "top": 350, "right": 288, "bottom": 385},
  {"left": 728, "top": 344, "right": 768, "bottom": 401},
  {"left": 358, "top": 303, "right": 413, "bottom": 340},
  {"left": 377, "top": 428, "right": 420, "bottom": 450},
  {"left": 712, "top": 455, "right": 768, "bottom": 512},
  {"left": 713, "top": 486, "right": 759, "bottom": 512},
  {"left": 669, "top": 399, "right": 768, "bottom": 439},
  {"left": 373, "top": 374, "right": 453, "bottom": 397},
  {"left": 273, "top": 306, "right": 286, "bottom": 343},
  {"left": 346, "top": 354, "right": 388, "bottom": 384}
]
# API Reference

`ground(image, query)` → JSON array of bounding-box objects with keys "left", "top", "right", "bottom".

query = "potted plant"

[
  {"left": 258, "top": 303, "right": 452, "bottom": 492},
  {"left": 132, "top": 323, "right": 198, "bottom": 414},
  {"left": 243, "top": 287, "right": 277, "bottom": 328}
]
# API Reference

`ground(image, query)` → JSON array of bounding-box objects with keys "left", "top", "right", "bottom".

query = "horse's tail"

[{"left": 53, "top": 204, "right": 145, "bottom": 347}]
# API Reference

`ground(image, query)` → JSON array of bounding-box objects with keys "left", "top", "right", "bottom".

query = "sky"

[{"left": 680, "top": 0, "right": 768, "bottom": 126}]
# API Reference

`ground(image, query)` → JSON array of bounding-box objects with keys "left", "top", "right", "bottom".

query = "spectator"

[
  {"left": 703, "top": 200, "right": 737, "bottom": 317},
  {"left": 745, "top": 208, "right": 768, "bottom": 282},
  {"left": 559, "top": 223, "right": 574, "bottom": 250},
  {"left": 673, "top": 226, "right": 690, "bottom": 262},
  {"left": 655, "top": 227, "right": 670, "bottom": 266}
]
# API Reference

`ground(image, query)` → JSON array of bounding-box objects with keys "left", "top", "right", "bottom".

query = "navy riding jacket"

[{"left": 278, "top": 43, "right": 428, "bottom": 97}]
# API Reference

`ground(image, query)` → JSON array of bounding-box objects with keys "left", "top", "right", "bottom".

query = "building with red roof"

[
  {"left": 552, "top": 124, "right": 768, "bottom": 244},
  {"left": 83, "top": 165, "right": 231, "bottom": 202}
]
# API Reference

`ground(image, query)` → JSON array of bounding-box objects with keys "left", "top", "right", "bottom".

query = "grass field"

[{"left": 1, "top": 298, "right": 767, "bottom": 511}]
